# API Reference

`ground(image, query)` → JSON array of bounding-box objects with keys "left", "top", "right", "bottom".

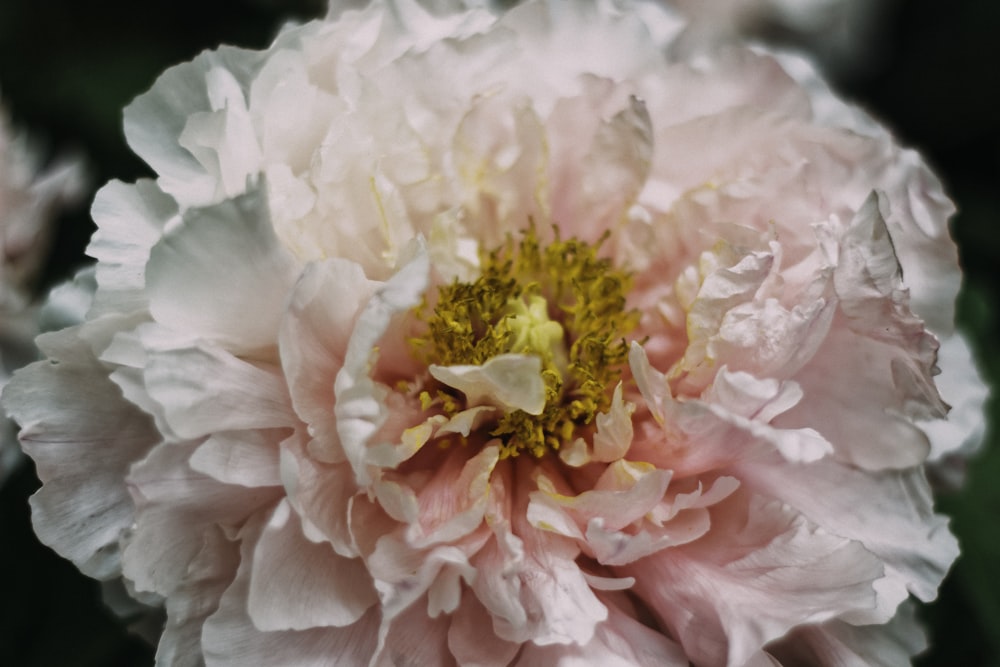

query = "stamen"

[{"left": 411, "top": 224, "right": 640, "bottom": 458}]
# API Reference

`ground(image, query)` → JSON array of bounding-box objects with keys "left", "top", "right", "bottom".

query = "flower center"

[{"left": 412, "top": 225, "right": 639, "bottom": 458}]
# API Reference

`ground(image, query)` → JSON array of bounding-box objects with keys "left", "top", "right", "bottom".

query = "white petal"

[
  {"left": 146, "top": 184, "right": 301, "bottom": 354},
  {"left": 3, "top": 325, "right": 157, "bottom": 580},
  {"left": 475, "top": 469, "right": 609, "bottom": 647},
  {"left": 87, "top": 178, "right": 177, "bottom": 316},
  {"left": 369, "top": 540, "right": 479, "bottom": 623},
  {"left": 447, "top": 590, "right": 522, "bottom": 667},
  {"left": 178, "top": 67, "right": 263, "bottom": 199},
  {"left": 430, "top": 353, "right": 546, "bottom": 415},
  {"left": 372, "top": 596, "right": 453, "bottom": 667},
  {"left": 155, "top": 525, "right": 240, "bottom": 667},
  {"left": 703, "top": 368, "right": 833, "bottom": 463},
  {"left": 123, "top": 440, "right": 280, "bottom": 596},
  {"left": 922, "top": 332, "right": 989, "bottom": 469},
  {"left": 769, "top": 600, "right": 928, "bottom": 666},
  {"left": 740, "top": 456, "right": 958, "bottom": 603},
  {"left": 279, "top": 436, "right": 360, "bottom": 558},
  {"left": 547, "top": 87, "right": 653, "bottom": 241},
  {"left": 591, "top": 382, "right": 635, "bottom": 462},
  {"left": 141, "top": 334, "right": 296, "bottom": 439},
  {"left": 124, "top": 46, "right": 264, "bottom": 206},
  {"left": 776, "top": 325, "right": 937, "bottom": 470},
  {"left": 248, "top": 500, "right": 377, "bottom": 631},
  {"left": 202, "top": 521, "right": 380, "bottom": 667},
  {"left": 532, "top": 461, "right": 671, "bottom": 532},
  {"left": 189, "top": 429, "right": 284, "bottom": 488}
]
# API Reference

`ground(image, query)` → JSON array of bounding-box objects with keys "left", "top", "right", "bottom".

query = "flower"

[
  {"left": 3, "top": 0, "right": 985, "bottom": 664},
  {"left": 0, "top": 100, "right": 85, "bottom": 483}
]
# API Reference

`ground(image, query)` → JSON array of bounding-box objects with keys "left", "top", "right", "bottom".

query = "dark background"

[{"left": 0, "top": 0, "right": 997, "bottom": 664}]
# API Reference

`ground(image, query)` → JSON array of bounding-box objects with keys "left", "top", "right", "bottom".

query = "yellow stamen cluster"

[{"left": 412, "top": 225, "right": 639, "bottom": 458}]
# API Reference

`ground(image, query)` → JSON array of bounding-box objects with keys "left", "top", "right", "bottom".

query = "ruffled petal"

[
  {"left": 739, "top": 455, "right": 957, "bottom": 603},
  {"left": 124, "top": 46, "right": 265, "bottom": 206},
  {"left": 140, "top": 332, "right": 296, "bottom": 439},
  {"left": 279, "top": 258, "right": 378, "bottom": 462},
  {"left": 447, "top": 589, "right": 521, "bottom": 667},
  {"left": 248, "top": 500, "right": 377, "bottom": 631},
  {"left": 202, "top": 520, "right": 380, "bottom": 666},
  {"left": 146, "top": 184, "right": 301, "bottom": 354},
  {"left": 515, "top": 595, "right": 689, "bottom": 667},
  {"left": 3, "top": 323, "right": 158, "bottom": 579},
  {"left": 626, "top": 495, "right": 891, "bottom": 667},
  {"left": 335, "top": 240, "right": 430, "bottom": 485},
  {"left": 922, "top": 332, "right": 990, "bottom": 482},
  {"left": 767, "top": 600, "right": 928, "bottom": 667},
  {"left": 87, "top": 178, "right": 177, "bottom": 316},
  {"left": 429, "top": 354, "right": 546, "bottom": 415},
  {"left": 190, "top": 429, "right": 285, "bottom": 488},
  {"left": 123, "top": 439, "right": 281, "bottom": 597},
  {"left": 155, "top": 525, "right": 240, "bottom": 667}
]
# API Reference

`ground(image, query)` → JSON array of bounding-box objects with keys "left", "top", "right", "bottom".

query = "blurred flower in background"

[
  {"left": 0, "top": 101, "right": 85, "bottom": 484},
  {"left": 2, "top": 0, "right": 989, "bottom": 664}
]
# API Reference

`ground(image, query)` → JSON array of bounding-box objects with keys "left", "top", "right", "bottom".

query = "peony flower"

[
  {"left": 4, "top": 0, "right": 985, "bottom": 664},
  {"left": 0, "top": 99, "right": 85, "bottom": 483}
]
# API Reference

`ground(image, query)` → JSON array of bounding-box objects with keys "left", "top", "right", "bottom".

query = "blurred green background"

[{"left": 0, "top": 0, "right": 997, "bottom": 665}]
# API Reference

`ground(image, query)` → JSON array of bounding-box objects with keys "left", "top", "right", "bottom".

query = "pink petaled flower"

[
  {"left": 0, "top": 99, "right": 85, "bottom": 483},
  {"left": 3, "top": 0, "right": 986, "bottom": 664}
]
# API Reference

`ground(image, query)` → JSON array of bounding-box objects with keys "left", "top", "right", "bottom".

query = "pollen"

[{"left": 411, "top": 225, "right": 640, "bottom": 458}]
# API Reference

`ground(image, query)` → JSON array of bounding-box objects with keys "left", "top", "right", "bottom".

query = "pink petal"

[
  {"left": 279, "top": 258, "right": 378, "bottom": 463},
  {"left": 515, "top": 596, "right": 688, "bottom": 667},
  {"left": 626, "top": 494, "right": 890, "bottom": 667},
  {"left": 447, "top": 590, "right": 521, "bottom": 667}
]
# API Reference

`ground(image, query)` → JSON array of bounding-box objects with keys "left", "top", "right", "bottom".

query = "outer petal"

[
  {"left": 739, "top": 455, "right": 958, "bottom": 604},
  {"left": 373, "top": 596, "right": 455, "bottom": 667},
  {"left": 87, "top": 178, "right": 177, "bottom": 316},
  {"left": 3, "top": 323, "right": 158, "bottom": 579},
  {"left": 155, "top": 525, "right": 240, "bottom": 667},
  {"left": 625, "top": 495, "right": 891, "bottom": 667},
  {"left": 189, "top": 429, "right": 285, "bottom": 488},
  {"left": 141, "top": 332, "right": 297, "bottom": 440},
  {"left": 248, "top": 499, "right": 377, "bottom": 631},
  {"left": 123, "top": 439, "right": 281, "bottom": 597},
  {"left": 124, "top": 46, "right": 265, "bottom": 206},
  {"left": 202, "top": 520, "right": 380, "bottom": 667},
  {"left": 145, "top": 185, "right": 301, "bottom": 354},
  {"left": 922, "top": 332, "right": 989, "bottom": 476},
  {"left": 767, "top": 600, "right": 928, "bottom": 667}
]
